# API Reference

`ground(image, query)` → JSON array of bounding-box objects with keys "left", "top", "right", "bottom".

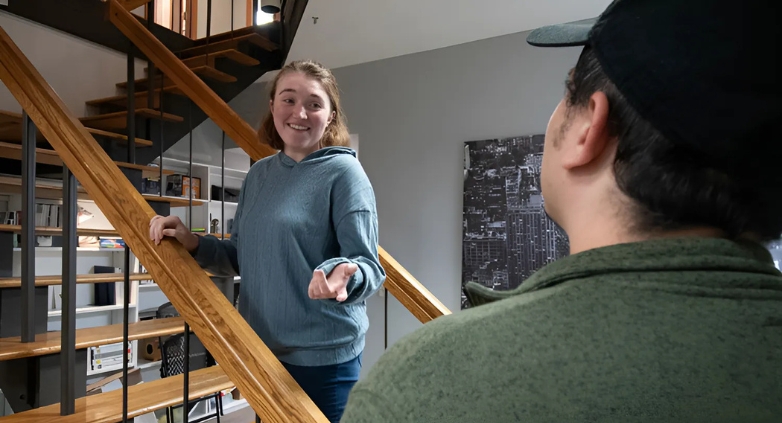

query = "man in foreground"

[{"left": 341, "top": 0, "right": 782, "bottom": 421}]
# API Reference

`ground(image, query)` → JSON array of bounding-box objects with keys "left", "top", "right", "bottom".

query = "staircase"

[{"left": 0, "top": 0, "right": 451, "bottom": 422}]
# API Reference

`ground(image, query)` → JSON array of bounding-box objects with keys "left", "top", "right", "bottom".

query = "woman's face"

[{"left": 270, "top": 71, "right": 335, "bottom": 160}]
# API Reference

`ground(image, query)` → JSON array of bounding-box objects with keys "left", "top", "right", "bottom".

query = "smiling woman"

[
  {"left": 259, "top": 60, "right": 351, "bottom": 160},
  {"left": 148, "top": 60, "right": 385, "bottom": 423}
]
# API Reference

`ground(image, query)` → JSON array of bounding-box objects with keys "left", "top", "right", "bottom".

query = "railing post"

[
  {"left": 20, "top": 112, "right": 36, "bottom": 343},
  {"left": 60, "top": 166, "right": 78, "bottom": 415}
]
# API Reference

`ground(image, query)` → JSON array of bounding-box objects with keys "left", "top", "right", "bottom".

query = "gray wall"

[
  {"left": 330, "top": 30, "right": 583, "bottom": 376},
  {"left": 0, "top": 11, "right": 146, "bottom": 117}
]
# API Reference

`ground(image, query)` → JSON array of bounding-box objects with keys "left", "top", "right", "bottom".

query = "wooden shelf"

[
  {"left": 0, "top": 144, "right": 162, "bottom": 169},
  {"left": 79, "top": 109, "right": 183, "bottom": 131},
  {"left": 0, "top": 366, "right": 231, "bottom": 422},
  {"left": 0, "top": 317, "right": 184, "bottom": 361},
  {"left": 0, "top": 272, "right": 151, "bottom": 288},
  {"left": 0, "top": 224, "right": 117, "bottom": 237},
  {"left": 0, "top": 175, "right": 204, "bottom": 206}
]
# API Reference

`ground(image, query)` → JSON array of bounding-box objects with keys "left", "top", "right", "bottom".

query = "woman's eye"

[
  {"left": 282, "top": 98, "right": 294, "bottom": 104},
  {"left": 311, "top": 103, "right": 323, "bottom": 109}
]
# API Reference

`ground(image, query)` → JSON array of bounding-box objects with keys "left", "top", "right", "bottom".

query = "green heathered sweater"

[{"left": 341, "top": 237, "right": 782, "bottom": 423}]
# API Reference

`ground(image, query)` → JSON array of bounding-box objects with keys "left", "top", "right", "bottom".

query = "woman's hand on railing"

[{"left": 149, "top": 215, "right": 200, "bottom": 252}]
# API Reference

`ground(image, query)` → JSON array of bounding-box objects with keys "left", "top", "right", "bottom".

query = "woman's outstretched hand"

[
  {"left": 308, "top": 263, "right": 359, "bottom": 302},
  {"left": 149, "top": 215, "right": 200, "bottom": 252}
]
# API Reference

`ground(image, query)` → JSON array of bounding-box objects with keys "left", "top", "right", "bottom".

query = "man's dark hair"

[{"left": 566, "top": 47, "right": 782, "bottom": 242}]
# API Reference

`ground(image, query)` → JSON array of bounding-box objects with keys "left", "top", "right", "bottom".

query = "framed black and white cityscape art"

[{"left": 461, "top": 134, "right": 569, "bottom": 309}]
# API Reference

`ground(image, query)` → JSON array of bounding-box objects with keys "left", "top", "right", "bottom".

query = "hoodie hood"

[{"left": 278, "top": 146, "right": 357, "bottom": 167}]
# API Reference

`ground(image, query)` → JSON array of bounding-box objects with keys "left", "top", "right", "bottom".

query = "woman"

[{"left": 149, "top": 60, "right": 386, "bottom": 422}]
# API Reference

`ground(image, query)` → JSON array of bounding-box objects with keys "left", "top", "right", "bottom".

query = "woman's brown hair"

[{"left": 258, "top": 60, "right": 350, "bottom": 150}]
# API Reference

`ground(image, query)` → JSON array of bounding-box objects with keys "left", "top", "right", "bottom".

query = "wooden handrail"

[
  {"left": 379, "top": 246, "right": 451, "bottom": 323},
  {"left": 107, "top": 0, "right": 276, "bottom": 160},
  {"left": 0, "top": 24, "right": 326, "bottom": 423},
  {"left": 106, "top": 1, "right": 453, "bottom": 325}
]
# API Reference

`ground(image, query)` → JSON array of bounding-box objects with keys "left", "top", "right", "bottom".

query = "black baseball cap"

[{"left": 526, "top": 0, "right": 781, "bottom": 174}]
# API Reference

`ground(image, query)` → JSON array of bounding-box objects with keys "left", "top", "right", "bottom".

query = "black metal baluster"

[
  {"left": 205, "top": 0, "right": 212, "bottom": 64},
  {"left": 123, "top": 42, "right": 136, "bottom": 423},
  {"left": 159, "top": 72, "right": 165, "bottom": 195},
  {"left": 122, "top": 246, "right": 131, "bottom": 423},
  {"left": 189, "top": 102, "right": 193, "bottom": 222},
  {"left": 221, "top": 132, "right": 225, "bottom": 239},
  {"left": 127, "top": 46, "right": 136, "bottom": 163},
  {"left": 20, "top": 112, "right": 35, "bottom": 343},
  {"left": 147, "top": 0, "right": 156, "bottom": 126},
  {"left": 183, "top": 322, "right": 190, "bottom": 423},
  {"left": 60, "top": 166, "right": 77, "bottom": 416}
]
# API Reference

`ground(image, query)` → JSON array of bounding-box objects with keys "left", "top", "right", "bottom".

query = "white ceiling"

[{"left": 285, "top": 0, "right": 613, "bottom": 70}]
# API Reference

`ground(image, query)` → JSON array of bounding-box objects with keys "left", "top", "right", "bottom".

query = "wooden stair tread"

[
  {"left": 0, "top": 111, "right": 151, "bottom": 147},
  {"left": 143, "top": 194, "right": 206, "bottom": 207},
  {"left": 0, "top": 141, "right": 63, "bottom": 166},
  {"left": 80, "top": 109, "right": 184, "bottom": 131},
  {"left": 0, "top": 317, "right": 185, "bottom": 361},
  {"left": 192, "top": 65, "right": 239, "bottom": 83},
  {"left": 180, "top": 49, "right": 259, "bottom": 68},
  {"left": 116, "top": 66, "right": 236, "bottom": 90},
  {"left": 0, "top": 224, "right": 118, "bottom": 237},
  {"left": 0, "top": 366, "right": 231, "bottom": 422},
  {"left": 0, "top": 273, "right": 152, "bottom": 289},
  {"left": 85, "top": 85, "right": 183, "bottom": 108},
  {"left": 0, "top": 175, "right": 205, "bottom": 206},
  {"left": 114, "top": 161, "right": 174, "bottom": 174},
  {"left": 85, "top": 128, "right": 153, "bottom": 147},
  {"left": 191, "top": 26, "right": 259, "bottom": 45},
  {"left": 183, "top": 49, "right": 260, "bottom": 67},
  {"left": 178, "top": 33, "right": 277, "bottom": 58}
]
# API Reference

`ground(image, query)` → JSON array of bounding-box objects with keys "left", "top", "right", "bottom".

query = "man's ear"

[{"left": 561, "top": 91, "right": 611, "bottom": 170}]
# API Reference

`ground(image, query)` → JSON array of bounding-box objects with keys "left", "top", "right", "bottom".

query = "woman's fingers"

[{"left": 149, "top": 215, "right": 185, "bottom": 245}]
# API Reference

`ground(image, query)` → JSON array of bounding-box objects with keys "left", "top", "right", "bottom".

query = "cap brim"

[{"left": 526, "top": 18, "right": 597, "bottom": 47}]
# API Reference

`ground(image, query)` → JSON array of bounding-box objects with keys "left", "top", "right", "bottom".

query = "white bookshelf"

[
  {"left": 0, "top": 157, "right": 248, "bottom": 384},
  {"left": 151, "top": 156, "right": 248, "bottom": 234}
]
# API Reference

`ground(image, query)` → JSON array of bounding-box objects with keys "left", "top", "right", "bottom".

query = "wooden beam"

[
  {"left": 0, "top": 317, "right": 184, "bottom": 361},
  {"left": 0, "top": 366, "right": 231, "bottom": 422},
  {"left": 0, "top": 19, "right": 325, "bottom": 423}
]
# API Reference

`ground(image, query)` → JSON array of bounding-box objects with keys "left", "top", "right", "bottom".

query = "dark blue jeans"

[{"left": 257, "top": 354, "right": 362, "bottom": 423}]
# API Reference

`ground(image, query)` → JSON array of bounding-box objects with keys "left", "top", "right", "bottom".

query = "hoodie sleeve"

[
  {"left": 190, "top": 177, "right": 246, "bottom": 277},
  {"left": 316, "top": 158, "right": 386, "bottom": 305}
]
